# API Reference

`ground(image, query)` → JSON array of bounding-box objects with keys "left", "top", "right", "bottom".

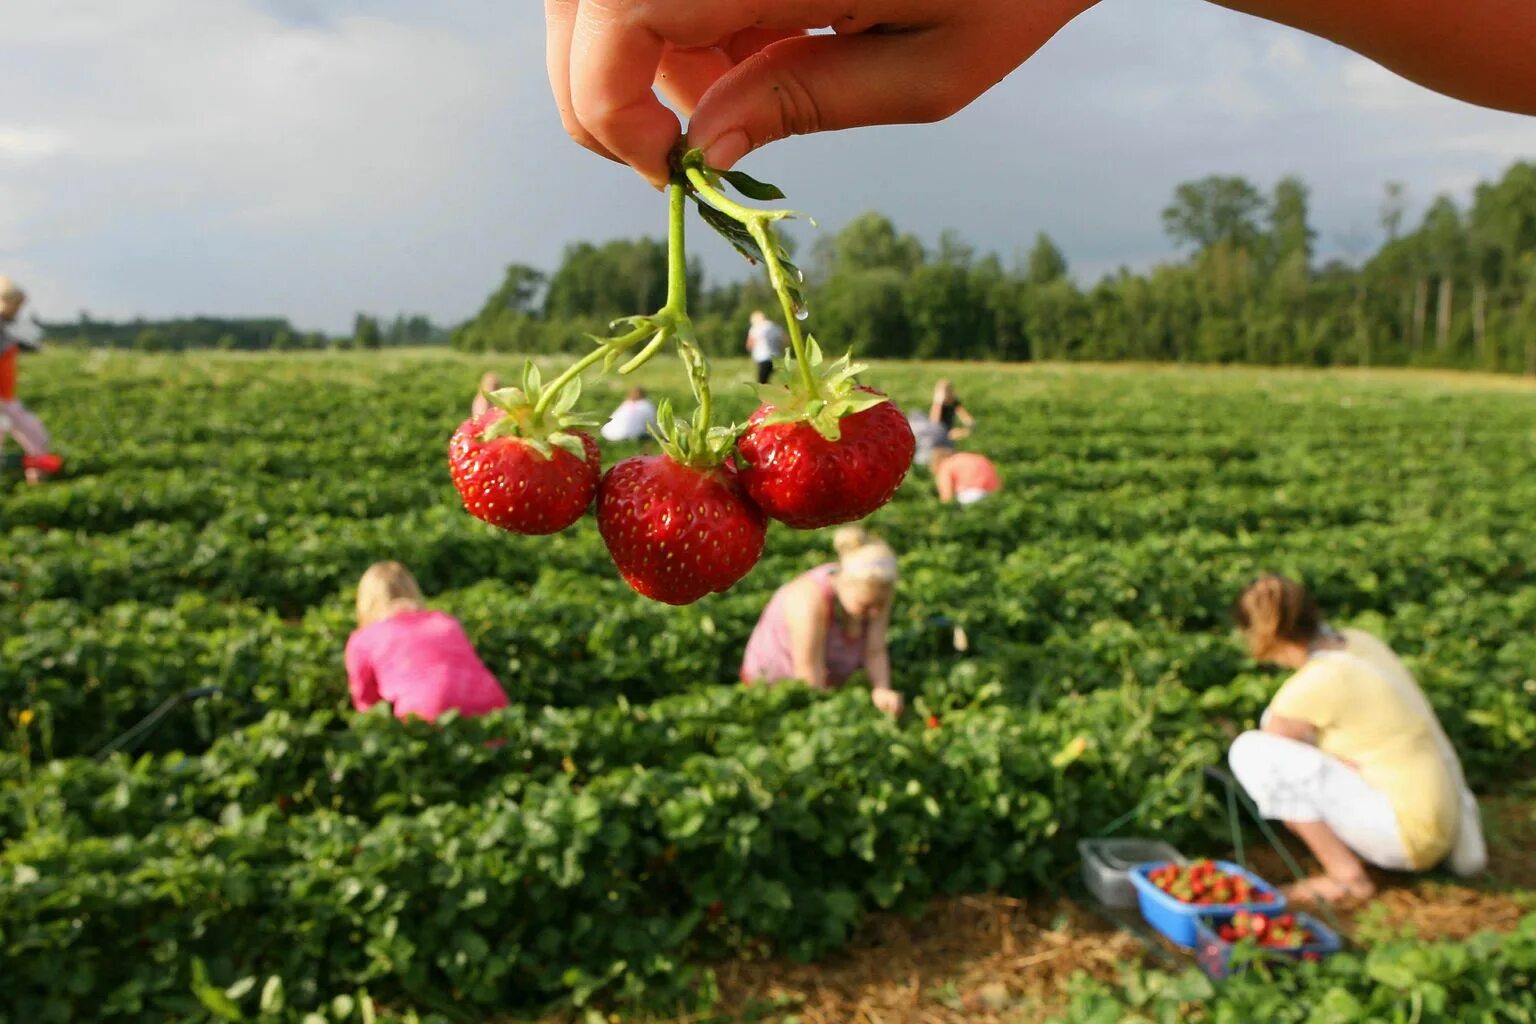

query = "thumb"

[{"left": 684, "top": 30, "right": 974, "bottom": 169}]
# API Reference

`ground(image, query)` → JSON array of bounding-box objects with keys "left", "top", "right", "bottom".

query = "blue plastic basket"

[
  {"left": 1193, "top": 910, "right": 1343, "bottom": 980},
  {"left": 1127, "top": 860, "right": 1286, "bottom": 948}
]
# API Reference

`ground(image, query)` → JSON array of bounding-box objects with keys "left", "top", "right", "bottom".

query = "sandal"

[{"left": 1284, "top": 875, "right": 1376, "bottom": 904}]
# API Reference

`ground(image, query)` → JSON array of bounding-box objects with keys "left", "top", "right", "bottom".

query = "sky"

[{"left": 1, "top": 1, "right": 1534, "bottom": 333}]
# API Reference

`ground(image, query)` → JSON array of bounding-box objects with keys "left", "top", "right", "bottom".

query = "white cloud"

[
  {"left": 1265, "top": 35, "right": 1310, "bottom": 73},
  {"left": 0, "top": 126, "right": 70, "bottom": 161}
]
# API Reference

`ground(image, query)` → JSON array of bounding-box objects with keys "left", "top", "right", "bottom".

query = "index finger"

[{"left": 569, "top": 1, "right": 681, "bottom": 186}]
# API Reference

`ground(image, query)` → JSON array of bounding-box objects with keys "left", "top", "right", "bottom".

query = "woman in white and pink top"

[
  {"left": 740, "top": 527, "right": 904, "bottom": 716},
  {"left": 344, "top": 561, "right": 509, "bottom": 722}
]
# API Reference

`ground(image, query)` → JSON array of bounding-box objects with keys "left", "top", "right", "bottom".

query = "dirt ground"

[{"left": 591, "top": 790, "right": 1536, "bottom": 1024}]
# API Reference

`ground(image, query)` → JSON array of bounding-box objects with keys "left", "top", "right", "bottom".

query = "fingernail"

[{"left": 701, "top": 129, "right": 749, "bottom": 170}]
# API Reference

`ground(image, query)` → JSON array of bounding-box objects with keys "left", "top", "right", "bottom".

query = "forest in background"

[{"left": 41, "top": 162, "right": 1536, "bottom": 374}]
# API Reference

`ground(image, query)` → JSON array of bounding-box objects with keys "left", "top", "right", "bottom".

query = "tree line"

[
  {"left": 455, "top": 161, "right": 1536, "bottom": 374},
  {"left": 38, "top": 313, "right": 448, "bottom": 352}
]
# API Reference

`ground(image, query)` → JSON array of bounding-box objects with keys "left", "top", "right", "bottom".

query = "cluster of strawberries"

[
  {"left": 1216, "top": 910, "right": 1317, "bottom": 951},
  {"left": 1145, "top": 859, "right": 1277, "bottom": 906},
  {"left": 449, "top": 385, "right": 914, "bottom": 605}
]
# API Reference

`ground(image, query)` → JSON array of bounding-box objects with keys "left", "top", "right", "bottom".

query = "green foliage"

[
  {"left": 452, "top": 161, "right": 1536, "bottom": 374},
  {"left": 4, "top": 352, "right": 1536, "bottom": 1018},
  {"left": 1162, "top": 175, "right": 1269, "bottom": 253},
  {"left": 1050, "top": 915, "right": 1536, "bottom": 1023},
  {"left": 352, "top": 315, "right": 382, "bottom": 351}
]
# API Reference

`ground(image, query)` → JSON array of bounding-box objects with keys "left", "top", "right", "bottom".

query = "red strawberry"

[
  {"left": 448, "top": 364, "right": 602, "bottom": 535},
  {"left": 596, "top": 454, "right": 766, "bottom": 605},
  {"left": 737, "top": 384, "right": 914, "bottom": 529},
  {"left": 449, "top": 408, "right": 599, "bottom": 534},
  {"left": 926, "top": 715, "right": 941, "bottom": 729}
]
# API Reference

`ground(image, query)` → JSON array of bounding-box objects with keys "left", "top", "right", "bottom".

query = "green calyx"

[
  {"left": 752, "top": 337, "right": 887, "bottom": 442},
  {"left": 649, "top": 315, "right": 742, "bottom": 470},
  {"left": 478, "top": 360, "right": 598, "bottom": 461},
  {"left": 649, "top": 396, "right": 739, "bottom": 470}
]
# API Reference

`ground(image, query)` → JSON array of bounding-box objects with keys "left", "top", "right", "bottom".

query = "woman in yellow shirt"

[{"left": 1228, "top": 576, "right": 1486, "bottom": 903}]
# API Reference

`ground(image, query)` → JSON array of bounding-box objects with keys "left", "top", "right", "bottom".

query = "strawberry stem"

[
  {"left": 530, "top": 320, "right": 649, "bottom": 419},
  {"left": 681, "top": 160, "right": 818, "bottom": 397},
  {"left": 666, "top": 181, "right": 688, "bottom": 317}
]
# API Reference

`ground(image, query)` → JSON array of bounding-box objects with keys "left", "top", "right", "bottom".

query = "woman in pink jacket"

[{"left": 344, "top": 562, "right": 509, "bottom": 721}]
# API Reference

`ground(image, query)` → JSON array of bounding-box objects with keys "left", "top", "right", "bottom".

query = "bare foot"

[{"left": 1284, "top": 874, "right": 1375, "bottom": 904}]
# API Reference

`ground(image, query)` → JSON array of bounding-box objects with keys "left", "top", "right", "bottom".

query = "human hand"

[
  {"left": 544, "top": 0, "right": 1096, "bottom": 186},
  {"left": 870, "top": 686, "right": 904, "bottom": 716}
]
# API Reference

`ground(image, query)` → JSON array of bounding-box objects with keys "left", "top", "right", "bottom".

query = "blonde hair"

[
  {"left": 0, "top": 275, "right": 25, "bottom": 305},
  {"left": 356, "top": 561, "right": 425, "bottom": 628},
  {"left": 832, "top": 526, "right": 898, "bottom": 585},
  {"left": 1233, "top": 575, "right": 1321, "bottom": 659}
]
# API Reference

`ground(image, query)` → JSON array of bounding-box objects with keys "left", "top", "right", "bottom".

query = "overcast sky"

[{"left": 2, "top": 1, "right": 1533, "bottom": 333}]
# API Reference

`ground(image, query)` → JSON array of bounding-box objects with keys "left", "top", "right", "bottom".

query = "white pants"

[
  {"left": 1228, "top": 730, "right": 1414, "bottom": 871},
  {"left": 956, "top": 487, "right": 991, "bottom": 506},
  {"left": 0, "top": 398, "right": 50, "bottom": 456}
]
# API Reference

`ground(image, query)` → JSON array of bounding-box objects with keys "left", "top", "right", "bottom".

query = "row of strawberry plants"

[
  {"left": 8, "top": 462, "right": 1534, "bottom": 614},
  {"left": 1048, "top": 913, "right": 1536, "bottom": 1023},
  {"left": 6, "top": 605, "right": 1533, "bottom": 852},
  {"left": 8, "top": 567, "right": 1534, "bottom": 768},
  {"left": 1, "top": 687, "right": 1232, "bottom": 1020}
]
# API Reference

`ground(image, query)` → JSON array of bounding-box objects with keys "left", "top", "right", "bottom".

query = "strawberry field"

[{"left": 4, "top": 350, "right": 1536, "bottom": 1022}]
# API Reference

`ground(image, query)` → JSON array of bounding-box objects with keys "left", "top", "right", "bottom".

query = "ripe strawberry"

[
  {"left": 448, "top": 364, "right": 601, "bottom": 535},
  {"left": 450, "top": 408, "right": 599, "bottom": 534},
  {"left": 926, "top": 715, "right": 941, "bottom": 729},
  {"left": 738, "top": 390, "right": 914, "bottom": 528},
  {"left": 596, "top": 454, "right": 766, "bottom": 605},
  {"left": 737, "top": 343, "right": 914, "bottom": 529}
]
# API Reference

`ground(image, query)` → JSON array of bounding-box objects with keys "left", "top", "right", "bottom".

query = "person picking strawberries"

[
  {"left": 931, "top": 445, "right": 1002, "bottom": 506},
  {"left": 0, "top": 276, "right": 60, "bottom": 485},
  {"left": 740, "top": 526, "right": 904, "bottom": 716},
  {"left": 345, "top": 562, "right": 510, "bottom": 723},
  {"left": 1227, "top": 576, "right": 1487, "bottom": 903}
]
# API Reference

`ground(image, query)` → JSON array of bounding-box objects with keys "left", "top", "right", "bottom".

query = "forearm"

[
  {"left": 865, "top": 648, "right": 893, "bottom": 691},
  {"left": 1209, "top": 0, "right": 1536, "bottom": 114},
  {"left": 793, "top": 653, "right": 832, "bottom": 690}
]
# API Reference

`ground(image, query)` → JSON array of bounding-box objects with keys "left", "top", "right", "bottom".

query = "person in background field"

[
  {"left": 600, "top": 385, "right": 660, "bottom": 442},
  {"left": 542, "top": 2, "right": 1535, "bottom": 190},
  {"left": 929, "top": 379, "right": 975, "bottom": 441},
  {"left": 741, "top": 527, "right": 904, "bottom": 716},
  {"left": 470, "top": 371, "right": 501, "bottom": 419},
  {"left": 907, "top": 411, "right": 950, "bottom": 467},
  {"left": 931, "top": 445, "right": 1001, "bottom": 505},
  {"left": 345, "top": 561, "right": 510, "bottom": 722},
  {"left": 744, "top": 309, "right": 787, "bottom": 385},
  {"left": 0, "top": 275, "right": 57, "bottom": 485},
  {"left": 1227, "top": 576, "right": 1486, "bottom": 903}
]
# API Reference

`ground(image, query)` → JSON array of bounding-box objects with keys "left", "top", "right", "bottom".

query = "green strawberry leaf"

[
  {"left": 719, "top": 168, "right": 786, "bottom": 202},
  {"left": 693, "top": 200, "right": 763, "bottom": 266}
]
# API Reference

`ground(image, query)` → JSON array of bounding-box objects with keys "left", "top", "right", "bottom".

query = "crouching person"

[{"left": 1228, "top": 575, "right": 1486, "bottom": 902}]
